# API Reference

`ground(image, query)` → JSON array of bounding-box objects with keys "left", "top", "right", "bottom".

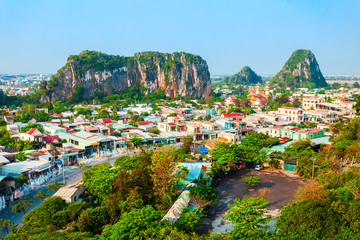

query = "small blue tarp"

[{"left": 190, "top": 146, "right": 209, "bottom": 154}]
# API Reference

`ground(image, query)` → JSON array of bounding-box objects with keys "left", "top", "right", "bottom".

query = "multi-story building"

[
  {"left": 277, "top": 107, "right": 304, "bottom": 123},
  {"left": 302, "top": 97, "right": 324, "bottom": 110},
  {"left": 200, "top": 121, "right": 222, "bottom": 132},
  {"left": 293, "top": 128, "right": 325, "bottom": 140},
  {"left": 158, "top": 122, "right": 177, "bottom": 132},
  {"left": 218, "top": 130, "right": 242, "bottom": 143}
]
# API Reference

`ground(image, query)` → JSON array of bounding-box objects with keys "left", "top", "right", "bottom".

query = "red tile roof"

[
  {"left": 137, "top": 121, "right": 153, "bottom": 125},
  {"left": 280, "top": 107, "right": 299, "bottom": 110},
  {"left": 102, "top": 118, "right": 112, "bottom": 123},
  {"left": 279, "top": 137, "right": 292, "bottom": 143},
  {"left": 27, "top": 128, "right": 37, "bottom": 135},
  {"left": 72, "top": 148, "right": 84, "bottom": 151},
  {"left": 224, "top": 113, "right": 244, "bottom": 118},
  {"left": 62, "top": 126, "right": 71, "bottom": 130},
  {"left": 298, "top": 128, "right": 323, "bottom": 134},
  {"left": 259, "top": 98, "right": 267, "bottom": 104},
  {"left": 273, "top": 125, "right": 283, "bottom": 129},
  {"left": 168, "top": 123, "right": 176, "bottom": 125}
]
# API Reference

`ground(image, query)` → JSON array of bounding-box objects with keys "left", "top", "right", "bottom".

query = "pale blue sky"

[{"left": 0, "top": 0, "right": 359, "bottom": 75}]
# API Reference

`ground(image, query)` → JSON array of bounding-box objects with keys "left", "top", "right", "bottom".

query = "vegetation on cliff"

[
  {"left": 270, "top": 49, "right": 328, "bottom": 88},
  {"left": 222, "top": 66, "right": 262, "bottom": 85},
  {"left": 40, "top": 50, "right": 210, "bottom": 102}
]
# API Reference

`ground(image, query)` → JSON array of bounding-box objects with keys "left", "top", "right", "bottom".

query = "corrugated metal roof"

[
  {"left": 0, "top": 175, "right": 14, "bottom": 182},
  {"left": 57, "top": 132, "right": 93, "bottom": 146},
  {"left": 169, "top": 131, "right": 186, "bottom": 137},
  {"left": 0, "top": 155, "right": 10, "bottom": 164},
  {"left": 53, "top": 187, "right": 80, "bottom": 198},
  {"left": 2, "top": 161, "right": 49, "bottom": 172}
]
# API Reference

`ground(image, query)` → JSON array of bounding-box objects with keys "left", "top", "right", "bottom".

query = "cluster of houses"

[{"left": 0, "top": 83, "right": 358, "bottom": 201}]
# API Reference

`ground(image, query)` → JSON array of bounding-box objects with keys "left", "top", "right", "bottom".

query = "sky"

[{"left": 0, "top": 0, "right": 359, "bottom": 75}]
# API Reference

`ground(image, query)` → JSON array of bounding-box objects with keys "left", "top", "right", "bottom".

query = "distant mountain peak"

[
  {"left": 222, "top": 66, "right": 262, "bottom": 85},
  {"left": 270, "top": 49, "right": 327, "bottom": 88}
]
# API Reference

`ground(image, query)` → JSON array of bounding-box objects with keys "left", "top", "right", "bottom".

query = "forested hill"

[
  {"left": 270, "top": 49, "right": 328, "bottom": 88},
  {"left": 222, "top": 66, "right": 262, "bottom": 85}
]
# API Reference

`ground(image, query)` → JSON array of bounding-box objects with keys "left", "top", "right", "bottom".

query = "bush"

[
  {"left": 149, "top": 128, "right": 160, "bottom": 134},
  {"left": 268, "top": 159, "right": 280, "bottom": 169},
  {"left": 0, "top": 120, "right": 6, "bottom": 126},
  {"left": 276, "top": 200, "right": 342, "bottom": 238},
  {"left": 52, "top": 210, "right": 70, "bottom": 228},
  {"left": 77, "top": 206, "right": 110, "bottom": 234},
  {"left": 242, "top": 176, "right": 261, "bottom": 185}
]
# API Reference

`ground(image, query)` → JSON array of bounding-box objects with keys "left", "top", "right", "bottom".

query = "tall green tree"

[
  {"left": 226, "top": 197, "right": 272, "bottom": 239},
  {"left": 12, "top": 197, "right": 33, "bottom": 215},
  {"left": 34, "top": 191, "right": 50, "bottom": 202},
  {"left": 150, "top": 147, "right": 187, "bottom": 198},
  {"left": 284, "top": 139, "right": 317, "bottom": 178},
  {"left": 129, "top": 137, "right": 143, "bottom": 147}
]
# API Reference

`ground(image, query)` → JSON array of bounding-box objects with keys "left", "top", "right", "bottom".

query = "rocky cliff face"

[
  {"left": 41, "top": 51, "right": 211, "bottom": 102},
  {"left": 270, "top": 49, "right": 327, "bottom": 88},
  {"left": 222, "top": 66, "right": 262, "bottom": 85}
]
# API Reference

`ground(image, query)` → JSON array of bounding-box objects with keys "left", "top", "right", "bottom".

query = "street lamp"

[{"left": 311, "top": 157, "right": 316, "bottom": 180}]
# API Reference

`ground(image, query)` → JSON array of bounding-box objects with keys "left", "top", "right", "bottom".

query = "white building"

[
  {"left": 20, "top": 128, "right": 43, "bottom": 142},
  {"left": 302, "top": 96, "right": 324, "bottom": 110},
  {"left": 277, "top": 107, "right": 304, "bottom": 123}
]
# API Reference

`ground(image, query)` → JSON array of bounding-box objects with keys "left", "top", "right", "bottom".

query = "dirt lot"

[{"left": 198, "top": 169, "right": 306, "bottom": 234}]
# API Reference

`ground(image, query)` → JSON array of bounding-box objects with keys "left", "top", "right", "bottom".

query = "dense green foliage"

[
  {"left": 329, "top": 117, "right": 360, "bottom": 162},
  {"left": 101, "top": 205, "right": 166, "bottom": 239},
  {"left": 226, "top": 197, "right": 272, "bottom": 239},
  {"left": 277, "top": 169, "right": 360, "bottom": 239},
  {"left": 210, "top": 132, "right": 279, "bottom": 178},
  {"left": 20, "top": 123, "right": 43, "bottom": 133},
  {"left": 149, "top": 128, "right": 161, "bottom": 134},
  {"left": 67, "top": 50, "right": 135, "bottom": 77},
  {"left": 0, "top": 128, "right": 14, "bottom": 148},
  {"left": 114, "top": 156, "right": 140, "bottom": 170}
]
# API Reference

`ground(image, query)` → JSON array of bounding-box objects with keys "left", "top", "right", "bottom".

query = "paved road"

[{"left": 0, "top": 143, "right": 182, "bottom": 230}]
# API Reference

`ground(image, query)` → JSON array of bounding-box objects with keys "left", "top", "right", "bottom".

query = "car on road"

[{"left": 255, "top": 165, "right": 262, "bottom": 171}]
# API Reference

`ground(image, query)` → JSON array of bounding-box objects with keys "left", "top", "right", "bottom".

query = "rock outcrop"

[
  {"left": 222, "top": 66, "right": 262, "bottom": 85},
  {"left": 41, "top": 51, "right": 211, "bottom": 102},
  {"left": 270, "top": 49, "right": 327, "bottom": 88}
]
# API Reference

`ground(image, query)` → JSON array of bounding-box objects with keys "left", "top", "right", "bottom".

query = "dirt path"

[{"left": 198, "top": 169, "right": 306, "bottom": 235}]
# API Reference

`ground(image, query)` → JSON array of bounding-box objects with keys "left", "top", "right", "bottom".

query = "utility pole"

[
  {"left": 193, "top": 129, "right": 196, "bottom": 156},
  {"left": 50, "top": 149, "right": 55, "bottom": 169},
  {"left": 311, "top": 157, "right": 316, "bottom": 180},
  {"left": 61, "top": 159, "right": 65, "bottom": 184}
]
